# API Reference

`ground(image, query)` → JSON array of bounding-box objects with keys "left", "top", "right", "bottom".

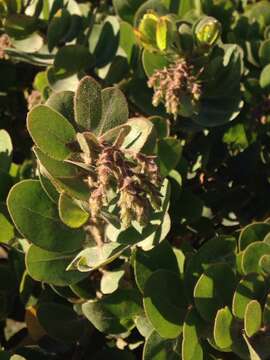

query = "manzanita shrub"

[{"left": 2, "top": 0, "right": 270, "bottom": 359}]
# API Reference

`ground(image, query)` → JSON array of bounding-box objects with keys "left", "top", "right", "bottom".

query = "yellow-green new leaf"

[
  {"left": 244, "top": 300, "right": 262, "bottom": 338},
  {"left": 58, "top": 193, "right": 89, "bottom": 229},
  {"left": 214, "top": 306, "right": 233, "bottom": 350}
]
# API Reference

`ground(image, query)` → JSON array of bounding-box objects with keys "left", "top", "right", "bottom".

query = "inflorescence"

[
  {"left": 79, "top": 134, "right": 162, "bottom": 230},
  {"left": 148, "top": 58, "right": 202, "bottom": 118}
]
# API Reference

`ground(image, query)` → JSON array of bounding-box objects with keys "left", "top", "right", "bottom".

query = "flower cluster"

[
  {"left": 0, "top": 34, "right": 11, "bottom": 59},
  {"left": 147, "top": 58, "right": 202, "bottom": 118},
  {"left": 82, "top": 137, "right": 162, "bottom": 229}
]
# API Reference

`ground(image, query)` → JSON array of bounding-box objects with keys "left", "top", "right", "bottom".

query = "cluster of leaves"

[{"left": 2, "top": 0, "right": 270, "bottom": 359}]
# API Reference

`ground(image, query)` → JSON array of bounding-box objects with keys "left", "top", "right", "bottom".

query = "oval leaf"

[
  {"left": 58, "top": 193, "right": 89, "bottom": 229},
  {"left": 7, "top": 180, "right": 84, "bottom": 252},
  {"left": 27, "top": 105, "right": 76, "bottom": 160},
  {"left": 74, "top": 76, "right": 102, "bottom": 131},
  {"left": 26, "top": 244, "right": 87, "bottom": 286}
]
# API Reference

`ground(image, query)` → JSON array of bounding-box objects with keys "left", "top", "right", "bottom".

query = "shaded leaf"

[
  {"left": 82, "top": 289, "right": 142, "bottom": 334},
  {"left": 194, "top": 263, "right": 236, "bottom": 322},
  {"left": 144, "top": 270, "right": 187, "bottom": 338},
  {"left": 143, "top": 330, "right": 181, "bottom": 360},
  {"left": 26, "top": 244, "right": 87, "bottom": 286}
]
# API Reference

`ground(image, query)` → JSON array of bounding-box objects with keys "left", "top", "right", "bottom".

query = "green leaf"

[
  {"left": 106, "top": 213, "right": 170, "bottom": 251},
  {"left": 0, "top": 129, "right": 13, "bottom": 173},
  {"left": 106, "top": 179, "right": 171, "bottom": 250},
  {"left": 143, "top": 330, "right": 181, "bottom": 360},
  {"left": 0, "top": 170, "right": 13, "bottom": 201},
  {"left": 259, "top": 254, "right": 270, "bottom": 275},
  {"left": 123, "top": 117, "right": 156, "bottom": 154},
  {"left": 142, "top": 50, "right": 169, "bottom": 78},
  {"left": 232, "top": 274, "right": 266, "bottom": 320},
  {"left": 182, "top": 308, "right": 204, "bottom": 360},
  {"left": 27, "top": 105, "right": 76, "bottom": 161},
  {"left": 142, "top": 215, "right": 170, "bottom": 248},
  {"left": 54, "top": 45, "right": 93, "bottom": 74},
  {"left": 178, "top": 0, "right": 201, "bottom": 17},
  {"left": 51, "top": 284, "right": 79, "bottom": 299},
  {"left": 70, "top": 277, "right": 95, "bottom": 299},
  {"left": 47, "top": 9, "right": 70, "bottom": 51},
  {"left": 99, "top": 124, "right": 131, "bottom": 145},
  {"left": 244, "top": 300, "right": 262, "bottom": 338},
  {"left": 174, "top": 189, "right": 203, "bottom": 223},
  {"left": 58, "top": 193, "right": 89, "bottom": 228},
  {"left": 46, "top": 90, "right": 75, "bottom": 124},
  {"left": 259, "top": 39, "right": 270, "bottom": 66},
  {"left": 134, "top": 0, "right": 168, "bottom": 27},
  {"left": 26, "top": 244, "right": 87, "bottom": 286},
  {"left": 157, "top": 137, "right": 182, "bottom": 177},
  {"left": 7, "top": 180, "right": 84, "bottom": 252},
  {"left": 68, "top": 242, "right": 129, "bottom": 272},
  {"left": 37, "top": 302, "right": 86, "bottom": 343},
  {"left": 149, "top": 116, "right": 170, "bottom": 139},
  {"left": 74, "top": 76, "right": 102, "bottom": 131},
  {"left": 120, "top": 21, "right": 137, "bottom": 63},
  {"left": 184, "top": 236, "right": 236, "bottom": 301},
  {"left": 214, "top": 306, "right": 233, "bottom": 349},
  {"left": 82, "top": 289, "right": 142, "bottom": 334},
  {"left": 113, "top": 0, "right": 145, "bottom": 24},
  {"left": 185, "top": 236, "right": 236, "bottom": 301},
  {"left": 39, "top": 168, "right": 60, "bottom": 203},
  {"left": 11, "top": 32, "right": 43, "bottom": 53},
  {"left": 144, "top": 270, "right": 187, "bottom": 339},
  {"left": 194, "top": 16, "right": 221, "bottom": 48},
  {"left": 0, "top": 262, "right": 18, "bottom": 320},
  {"left": 0, "top": 212, "right": 14, "bottom": 243},
  {"left": 47, "top": 66, "right": 79, "bottom": 92},
  {"left": 89, "top": 16, "right": 119, "bottom": 68},
  {"left": 194, "top": 263, "right": 236, "bottom": 322},
  {"left": 260, "top": 64, "right": 270, "bottom": 90},
  {"left": 223, "top": 123, "right": 248, "bottom": 151},
  {"left": 4, "top": 14, "right": 37, "bottom": 39},
  {"left": 246, "top": 0, "right": 270, "bottom": 28},
  {"left": 193, "top": 45, "right": 243, "bottom": 127},
  {"left": 243, "top": 334, "right": 261, "bottom": 360},
  {"left": 97, "top": 54, "right": 129, "bottom": 83},
  {"left": 135, "top": 313, "right": 154, "bottom": 338},
  {"left": 34, "top": 71, "right": 49, "bottom": 95},
  {"left": 100, "top": 270, "right": 125, "bottom": 294},
  {"left": 156, "top": 18, "right": 168, "bottom": 51},
  {"left": 95, "top": 87, "right": 129, "bottom": 136},
  {"left": 239, "top": 222, "right": 270, "bottom": 251},
  {"left": 242, "top": 241, "right": 270, "bottom": 275},
  {"left": 134, "top": 240, "right": 180, "bottom": 293},
  {"left": 34, "top": 147, "right": 89, "bottom": 201}
]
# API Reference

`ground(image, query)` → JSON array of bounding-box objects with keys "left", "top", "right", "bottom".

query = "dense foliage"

[{"left": 1, "top": 0, "right": 270, "bottom": 359}]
